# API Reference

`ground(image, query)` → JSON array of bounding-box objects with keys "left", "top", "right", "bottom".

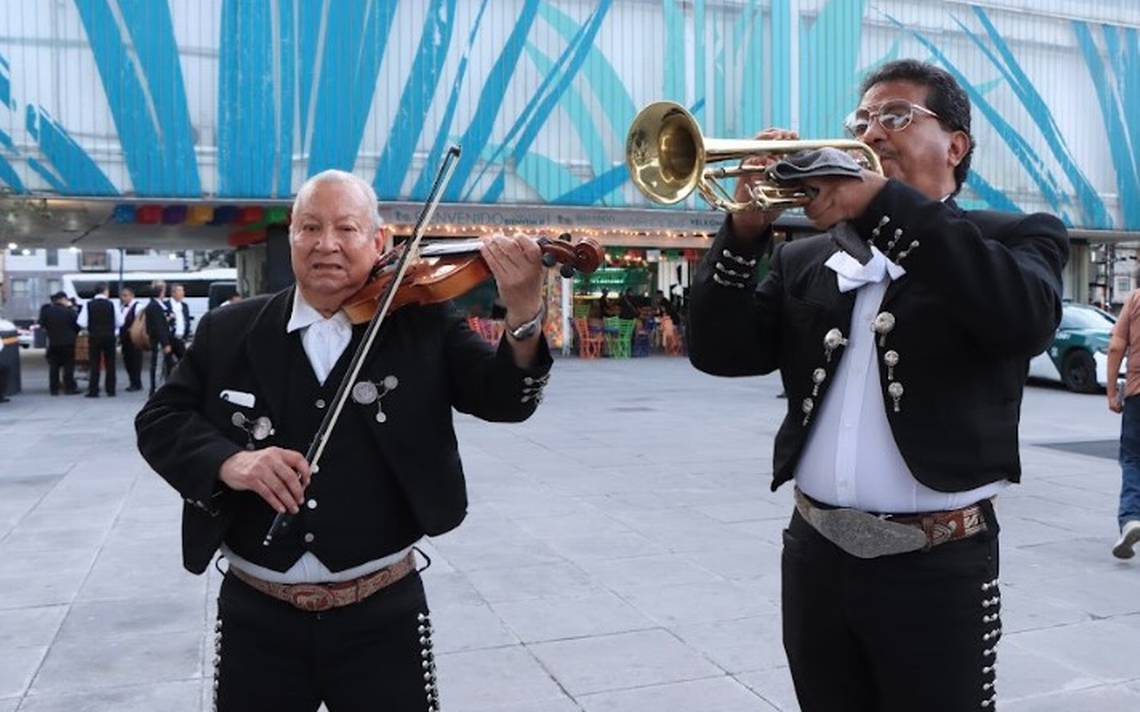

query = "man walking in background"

[
  {"left": 78, "top": 283, "right": 122, "bottom": 398},
  {"left": 1105, "top": 275, "right": 1140, "bottom": 558},
  {"left": 145, "top": 281, "right": 173, "bottom": 396},
  {"left": 38, "top": 291, "right": 80, "bottom": 396},
  {"left": 120, "top": 287, "right": 144, "bottom": 392}
]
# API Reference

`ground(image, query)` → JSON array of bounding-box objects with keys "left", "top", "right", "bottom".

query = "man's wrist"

[{"left": 505, "top": 305, "right": 545, "bottom": 340}]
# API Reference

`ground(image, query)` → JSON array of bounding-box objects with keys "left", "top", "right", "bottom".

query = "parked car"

[{"left": 1028, "top": 303, "right": 1124, "bottom": 392}]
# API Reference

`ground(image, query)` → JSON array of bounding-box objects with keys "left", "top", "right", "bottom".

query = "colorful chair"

[{"left": 574, "top": 318, "right": 604, "bottom": 358}]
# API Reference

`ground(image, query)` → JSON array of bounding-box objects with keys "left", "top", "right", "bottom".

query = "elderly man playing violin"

[{"left": 136, "top": 169, "right": 552, "bottom": 712}]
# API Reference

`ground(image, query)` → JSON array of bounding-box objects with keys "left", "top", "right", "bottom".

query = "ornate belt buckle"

[{"left": 288, "top": 584, "right": 335, "bottom": 612}]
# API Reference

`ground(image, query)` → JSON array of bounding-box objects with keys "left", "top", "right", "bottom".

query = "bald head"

[{"left": 292, "top": 170, "right": 382, "bottom": 234}]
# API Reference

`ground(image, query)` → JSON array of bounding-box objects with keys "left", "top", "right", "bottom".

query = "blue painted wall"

[{"left": 0, "top": 0, "right": 1136, "bottom": 230}]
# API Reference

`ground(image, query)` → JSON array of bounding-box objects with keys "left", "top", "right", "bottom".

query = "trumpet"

[{"left": 625, "top": 101, "right": 882, "bottom": 212}]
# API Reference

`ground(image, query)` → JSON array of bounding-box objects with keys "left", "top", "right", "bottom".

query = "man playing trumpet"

[{"left": 687, "top": 60, "right": 1068, "bottom": 710}]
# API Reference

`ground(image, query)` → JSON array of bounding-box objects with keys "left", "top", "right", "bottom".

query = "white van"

[{"left": 61, "top": 269, "right": 236, "bottom": 335}]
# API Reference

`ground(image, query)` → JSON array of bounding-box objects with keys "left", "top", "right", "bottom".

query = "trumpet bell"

[{"left": 626, "top": 101, "right": 703, "bottom": 205}]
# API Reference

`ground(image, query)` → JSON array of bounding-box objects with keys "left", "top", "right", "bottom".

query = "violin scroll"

[{"left": 537, "top": 233, "right": 605, "bottom": 278}]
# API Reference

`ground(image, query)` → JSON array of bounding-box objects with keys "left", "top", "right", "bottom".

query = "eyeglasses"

[{"left": 843, "top": 99, "right": 940, "bottom": 138}]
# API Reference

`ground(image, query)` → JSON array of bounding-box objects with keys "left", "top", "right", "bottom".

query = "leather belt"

[
  {"left": 794, "top": 488, "right": 989, "bottom": 559},
  {"left": 230, "top": 552, "right": 417, "bottom": 612}
]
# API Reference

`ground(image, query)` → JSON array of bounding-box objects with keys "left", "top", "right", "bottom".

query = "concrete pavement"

[{"left": 1, "top": 348, "right": 1138, "bottom": 711}]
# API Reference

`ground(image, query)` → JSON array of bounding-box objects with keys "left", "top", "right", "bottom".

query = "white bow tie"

[{"left": 824, "top": 246, "right": 906, "bottom": 293}]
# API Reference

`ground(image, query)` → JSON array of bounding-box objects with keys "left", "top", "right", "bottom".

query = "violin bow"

[{"left": 263, "top": 145, "right": 462, "bottom": 546}]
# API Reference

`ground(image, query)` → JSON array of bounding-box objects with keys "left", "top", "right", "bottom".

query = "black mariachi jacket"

[
  {"left": 135, "top": 289, "right": 552, "bottom": 574},
  {"left": 688, "top": 179, "right": 1069, "bottom": 494}
]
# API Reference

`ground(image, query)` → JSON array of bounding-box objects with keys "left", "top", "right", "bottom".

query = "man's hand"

[
  {"left": 1109, "top": 388, "right": 1124, "bottom": 414},
  {"left": 801, "top": 170, "right": 888, "bottom": 231},
  {"left": 219, "top": 447, "right": 311, "bottom": 514},
  {"left": 480, "top": 233, "right": 546, "bottom": 330},
  {"left": 729, "top": 128, "right": 800, "bottom": 240}
]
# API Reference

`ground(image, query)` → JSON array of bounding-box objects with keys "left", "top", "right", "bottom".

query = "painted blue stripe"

[
  {"left": 1079, "top": 22, "right": 1139, "bottom": 229},
  {"left": 516, "top": 152, "right": 579, "bottom": 203},
  {"left": 0, "top": 56, "right": 11, "bottom": 109},
  {"left": 26, "top": 159, "right": 66, "bottom": 192},
  {"left": 27, "top": 108, "right": 116, "bottom": 195},
  {"left": 1103, "top": 26, "right": 1140, "bottom": 229},
  {"left": 374, "top": 0, "right": 458, "bottom": 199},
  {"left": 967, "top": 8, "right": 1109, "bottom": 227},
  {"left": 218, "top": 0, "right": 273, "bottom": 197},
  {"left": 297, "top": 1, "right": 325, "bottom": 145},
  {"left": 524, "top": 44, "right": 606, "bottom": 176},
  {"left": 713, "top": 23, "right": 726, "bottom": 138},
  {"left": 800, "top": 0, "right": 867, "bottom": 138},
  {"left": 740, "top": 1, "right": 763, "bottom": 135},
  {"left": 890, "top": 15, "right": 1070, "bottom": 224},
  {"left": 307, "top": 0, "right": 398, "bottom": 174},
  {"left": 771, "top": 0, "right": 790, "bottom": 126},
  {"left": 463, "top": 13, "right": 588, "bottom": 202},
  {"left": 411, "top": 0, "right": 490, "bottom": 200},
  {"left": 663, "top": 0, "right": 685, "bottom": 102},
  {"left": 0, "top": 128, "right": 12, "bottom": 151},
  {"left": 965, "top": 171, "right": 1023, "bottom": 214},
  {"left": 481, "top": 0, "right": 612, "bottom": 204},
  {"left": 115, "top": 0, "right": 201, "bottom": 195},
  {"left": 444, "top": 0, "right": 542, "bottom": 201},
  {"left": 694, "top": 0, "right": 706, "bottom": 124},
  {"left": 73, "top": 0, "right": 199, "bottom": 195},
  {"left": 0, "top": 154, "right": 24, "bottom": 192},
  {"left": 557, "top": 162, "right": 627, "bottom": 205},
  {"left": 537, "top": 3, "right": 637, "bottom": 149},
  {"left": 275, "top": 2, "right": 296, "bottom": 197}
]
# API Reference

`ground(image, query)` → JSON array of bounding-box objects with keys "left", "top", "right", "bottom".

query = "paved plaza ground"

[{"left": 1, "top": 347, "right": 1139, "bottom": 711}]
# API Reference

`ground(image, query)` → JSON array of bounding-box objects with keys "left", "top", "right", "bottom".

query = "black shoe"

[
  {"left": 64, "top": 389, "right": 81, "bottom": 395},
  {"left": 107, "top": 392, "right": 116, "bottom": 397},
  {"left": 50, "top": 392, "right": 59, "bottom": 397},
  {"left": 0, "top": 396, "right": 10, "bottom": 403},
  {"left": 126, "top": 386, "right": 141, "bottom": 392},
  {"left": 84, "top": 392, "right": 99, "bottom": 398}
]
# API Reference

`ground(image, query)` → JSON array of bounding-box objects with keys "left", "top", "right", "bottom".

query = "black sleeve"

[
  {"left": 442, "top": 303, "right": 553, "bottom": 422},
  {"left": 852, "top": 179, "right": 1068, "bottom": 357},
  {"left": 135, "top": 309, "right": 241, "bottom": 503},
  {"left": 687, "top": 218, "right": 784, "bottom": 376}
]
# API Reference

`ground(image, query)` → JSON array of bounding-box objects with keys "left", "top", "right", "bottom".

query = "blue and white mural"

[{"left": 0, "top": 0, "right": 1136, "bottom": 230}]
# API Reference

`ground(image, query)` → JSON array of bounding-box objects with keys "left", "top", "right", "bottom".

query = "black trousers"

[
  {"left": 121, "top": 337, "right": 143, "bottom": 388},
  {"left": 782, "top": 504, "right": 1001, "bottom": 712},
  {"left": 213, "top": 570, "right": 439, "bottom": 712},
  {"left": 86, "top": 335, "right": 116, "bottom": 395},
  {"left": 46, "top": 344, "right": 77, "bottom": 394}
]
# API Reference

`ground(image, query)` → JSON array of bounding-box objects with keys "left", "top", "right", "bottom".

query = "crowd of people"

[{"left": 32, "top": 280, "right": 194, "bottom": 398}]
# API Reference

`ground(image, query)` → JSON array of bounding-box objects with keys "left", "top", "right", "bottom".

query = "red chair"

[{"left": 574, "top": 318, "right": 604, "bottom": 358}]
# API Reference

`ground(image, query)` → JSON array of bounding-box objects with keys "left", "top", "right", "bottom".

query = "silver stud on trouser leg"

[{"left": 418, "top": 610, "right": 440, "bottom": 710}]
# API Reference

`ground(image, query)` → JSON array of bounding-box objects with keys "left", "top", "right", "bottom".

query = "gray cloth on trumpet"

[
  {"left": 766, "top": 147, "right": 864, "bottom": 183},
  {"left": 768, "top": 148, "right": 872, "bottom": 265}
]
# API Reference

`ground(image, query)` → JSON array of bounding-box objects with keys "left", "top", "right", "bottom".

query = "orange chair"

[
  {"left": 467, "top": 317, "right": 503, "bottom": 346},
  {"left": 659, "top": 316, "right": 683, "bottom": 355},
  {"left": 574, "top": 318, "right": 604, "bottom": 358}
]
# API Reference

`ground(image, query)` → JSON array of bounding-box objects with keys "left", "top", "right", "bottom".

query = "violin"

[{"left": 343, "top": 233, "right": 605, "bottom": 324}]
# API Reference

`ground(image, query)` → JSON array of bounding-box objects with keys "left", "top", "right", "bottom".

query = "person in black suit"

[
  {"left": 136, "top": 170, "right": 551, "bottom": 711},
  {"left": 78, "top": 283, "right": 122, "bottom": 397},
  {"left": 688, "top": 60, "right": 1068, "bottom": 712},
  {"left": 144, "top": 281, "right": 172, "bottom": 396},
  {"left": 166, "top": 283, "right": 193, "bottom": 353},
  {"left": 38, "top": 291, "right": 80, "bottom": 395},
  {"left": 119, "top": 287, "right": 144, "bottom": 391}
]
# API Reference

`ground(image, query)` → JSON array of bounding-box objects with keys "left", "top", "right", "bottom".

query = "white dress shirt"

[
  {"left": 170, "top": 299, "right": 186, "bottom": 338},
  {"left": 77, "top": 294, "right": 124, "bottom": 330},
  {"left": 222, "top": 287, "right": 414, "bottom": 583},
  {"left": 794, "top": 245, "right": 1007, "bottom": 513}
]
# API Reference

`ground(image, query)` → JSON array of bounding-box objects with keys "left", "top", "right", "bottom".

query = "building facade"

[{"left": 0, "top": 0, "right": 1137, "bottom": 303}]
